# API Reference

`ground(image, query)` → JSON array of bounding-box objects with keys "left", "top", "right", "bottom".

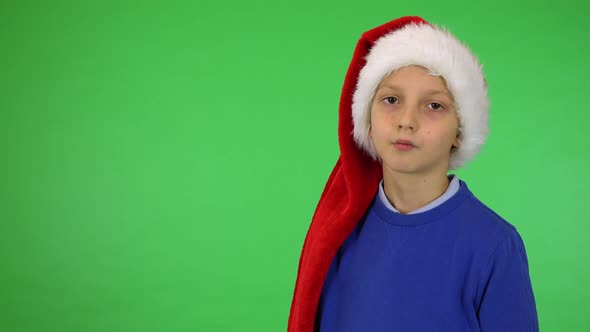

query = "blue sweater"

[{"left": 315, "top": 178, "right": 538, "bottom": 331}]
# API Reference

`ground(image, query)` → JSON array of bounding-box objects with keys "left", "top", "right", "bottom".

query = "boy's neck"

[{"left": 381, "top": 168, "right": 451, "bottom": 215}]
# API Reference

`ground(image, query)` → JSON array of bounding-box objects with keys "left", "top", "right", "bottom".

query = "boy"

[{"left": 288, "top": 16, "right": 539, "bottom": 331}]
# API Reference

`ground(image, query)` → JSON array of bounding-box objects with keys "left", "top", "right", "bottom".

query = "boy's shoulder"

[{"left": 452, "top": 180, "right": 519, "bottom": 249}]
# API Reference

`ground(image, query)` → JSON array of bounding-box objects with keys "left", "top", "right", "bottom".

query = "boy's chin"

[
  {"left": 380, "top": 158, "right": 447, "bottom": 177},
  {"left": 380, "top": 160, "right": 422, "bottom": 174}
]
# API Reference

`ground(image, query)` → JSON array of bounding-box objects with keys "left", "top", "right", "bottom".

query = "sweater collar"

[
  {"left": 372, "top": 176, "right": 472, "bottom": 227},
  {"left": 378, "top": 174, "right": 460, "bottom": 214}
]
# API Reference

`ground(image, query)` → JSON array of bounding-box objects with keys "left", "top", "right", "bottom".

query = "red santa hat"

[{"left": 288, "top": 16, "right": 490, "bottom": 332}]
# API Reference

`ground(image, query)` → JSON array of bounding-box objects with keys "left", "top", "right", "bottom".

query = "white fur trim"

[{"left": 351, "top": 22, "right": 490, "bottom": 170}]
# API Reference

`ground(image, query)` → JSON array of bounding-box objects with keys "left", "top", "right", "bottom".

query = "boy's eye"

[
  {"left": 384, "top": 96, "right": 398, "bottom": 104},
  {"left": 382, "top": 98, "right": 445, "bottom": 111},
  {"left": 429, "top": 102, "right": 444, "bottom": 110}
]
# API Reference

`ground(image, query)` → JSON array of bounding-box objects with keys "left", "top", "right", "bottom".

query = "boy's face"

[{"left": 368, "top": 65, "right": 460, "bottom": 176}]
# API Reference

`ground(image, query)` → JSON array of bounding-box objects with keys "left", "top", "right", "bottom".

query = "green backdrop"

[{"left": 2, "top": 1, "right": 589, "bottom": 331}]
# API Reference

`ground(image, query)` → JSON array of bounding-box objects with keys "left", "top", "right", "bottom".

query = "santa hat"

[{"left": 288, "top": 16, "right": 490, "bottom": 332}]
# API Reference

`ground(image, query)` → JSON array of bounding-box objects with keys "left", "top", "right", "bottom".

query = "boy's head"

[
  {"left": 368, "top": 65, "right": 461, "bottom": 175},
  {"left": 352, "top": 22, "right": 489, "bottom": 171}
]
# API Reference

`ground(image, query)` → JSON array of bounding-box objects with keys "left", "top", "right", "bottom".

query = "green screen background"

[{"left": 2, "top": 1, "right": 589, "bottom": 331}]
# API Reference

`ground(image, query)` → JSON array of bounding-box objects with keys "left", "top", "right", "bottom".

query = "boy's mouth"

[
  {"left": 394, "top": 139, "right": 415, "bottom": 146},
  {"left": 394, "top": 143, "right": 415, "bottom": 151},
  {"left": 393, "top": 138, "right": 416, "bottom": 151}
]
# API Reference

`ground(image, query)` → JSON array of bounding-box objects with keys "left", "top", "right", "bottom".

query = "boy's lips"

[
  {"left": 393, "top": 138, "right": 416, "bottom": 151},
  {"left": 394, "top": 139, "right": 415, "bottom": 146}
]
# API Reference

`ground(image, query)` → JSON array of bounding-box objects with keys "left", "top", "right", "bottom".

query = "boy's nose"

[{"left": 397, "top": 106, "right": 418, "bottom": 130}]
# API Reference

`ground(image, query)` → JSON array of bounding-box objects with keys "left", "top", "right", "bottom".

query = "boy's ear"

[{"left": 452, "top": 131, "right": 461, "bottom": 150}]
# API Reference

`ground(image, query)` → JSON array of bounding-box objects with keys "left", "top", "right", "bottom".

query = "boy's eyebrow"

[{"left": 377, "top": 84, "right": 451, "bottom": 97}]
